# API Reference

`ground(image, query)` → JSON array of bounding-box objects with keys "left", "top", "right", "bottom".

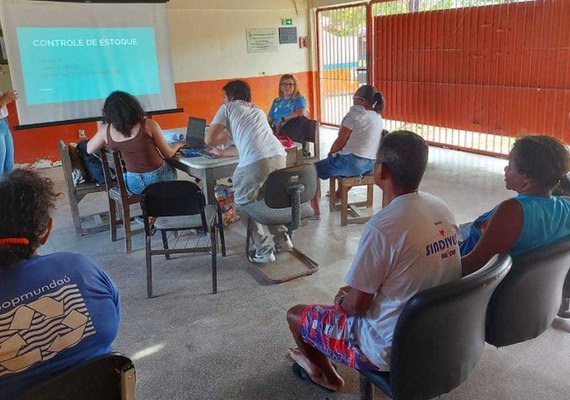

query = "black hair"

[
  {"left": 356, "top": 84, "right": 385, "bottom": 113},
  {"left": 511, "top": 135, "right": 570, "bottom": 191},
  {"left": 101, "top": 91, "right": 146, "bottom": 138},
  {"left": 376, "top": 130, "right": 428, "bottom": 190},
  {"left": 223, "top": 80, "right": 251, "bottom": 102},
  {"left": 0, "top": 169, "right": 58, "bottom": 270}
]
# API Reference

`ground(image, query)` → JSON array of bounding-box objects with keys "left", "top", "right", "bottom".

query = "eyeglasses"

[{"left": 281, "top": 83, "right": 295, "bottom": 87}]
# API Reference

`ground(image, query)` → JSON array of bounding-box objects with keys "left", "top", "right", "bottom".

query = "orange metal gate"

[
  {"left": 371, "top": 0, "right": 570, "bottom": 156},
  {"left": 317, "top": 4, "right": 368, "bottom": 125}
]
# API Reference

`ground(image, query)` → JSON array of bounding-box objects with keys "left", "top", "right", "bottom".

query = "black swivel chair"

[
  {"left": 560, "top": 270, "right": 570, "bottom": 318},
  {"left": 140, "top": 181, "right": 226, "bottom": 297},
  {"left": 20, "top": 353, "right": 135, "bottom": 400},
  {"left": 359, "top": 254, "right": 512, "bottom": 400},
  {"left": 239, "top": 164, "right": 318, "bottom": 282},
  {"left": 486, "top": 239, "right": 570, "bottom": 346}
]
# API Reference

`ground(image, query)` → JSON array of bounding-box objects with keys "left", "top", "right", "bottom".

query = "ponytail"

[{"left": 372, "top": 92, "right": 385, "bottom": 114}]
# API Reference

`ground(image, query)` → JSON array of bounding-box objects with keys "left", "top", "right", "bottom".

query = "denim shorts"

[
  {"left": 315, "top": 153, "right": 375, "bottom": 180},
  {"left": 125, "top": 161, "right": 177, "bottom": 195}
]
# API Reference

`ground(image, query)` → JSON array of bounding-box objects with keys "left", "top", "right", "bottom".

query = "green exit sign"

[{"left": 281, "top": 19, "right": 293, "bottom": 26}]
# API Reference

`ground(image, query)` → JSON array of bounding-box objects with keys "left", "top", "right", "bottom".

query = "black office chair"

[
  {"left": 486, "top": 239, "right": 570, "bottom": 346},
  {"left": 140, "top": 181, "right": 226, "bottom": 297},
  {"left": 20, "top": 353, "right": 135, "bottom": 400},
  {"left": 559, "top": 270, "right": 570, "bottom": 318},
  {"left": 359, "top": 254, "right": 512, "bottom": 400},
  {"left": 239, "top": 164, "right": 318, "bottom": 282}
]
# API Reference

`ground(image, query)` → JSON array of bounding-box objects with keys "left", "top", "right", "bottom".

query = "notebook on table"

[{"left": 179, "top": 117, "right": 219, "bottom": 158}]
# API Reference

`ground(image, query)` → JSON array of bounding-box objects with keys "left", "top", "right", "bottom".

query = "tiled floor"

[{"left": 35, "top": 128, "right": 569, "bottom": 399}]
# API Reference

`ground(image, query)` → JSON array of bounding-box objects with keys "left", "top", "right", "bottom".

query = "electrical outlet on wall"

[{"left": 78, "top": 129, "right": 86, "bottom": 139}]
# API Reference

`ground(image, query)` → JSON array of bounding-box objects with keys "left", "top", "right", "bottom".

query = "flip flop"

[{"left": 291, "top": 362, "right": 334, "bottom": 393}]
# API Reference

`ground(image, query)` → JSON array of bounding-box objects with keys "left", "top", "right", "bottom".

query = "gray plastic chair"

[
  {"left": 486, "top": 238, "right": 570, "bottom": 346},
  {"left": 359, "top": 254, "right": 512, "bottom": 400},
  {"left": 239, "top": 164, "right": 319, "bottom": 278}
]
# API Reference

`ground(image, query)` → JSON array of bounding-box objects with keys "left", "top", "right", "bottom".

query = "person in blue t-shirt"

[
  {"left": 461, "top": 135, "right": 570, "bottom": 276},
  {"left": 0, "top": 169, "right": 120, "bottom": 400},
  {"left": 267, "top": 74, "right": 308, "bottom": 134}
]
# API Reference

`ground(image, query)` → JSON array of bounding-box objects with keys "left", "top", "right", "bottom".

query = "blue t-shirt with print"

[
  {"left": 0, "top": 252, "right": 120, "bottom": 399},
  {"left": 268, "top": 96, "right": 307, "bottom": 127}
]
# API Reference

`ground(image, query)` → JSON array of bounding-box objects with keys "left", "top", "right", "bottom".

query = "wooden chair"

[
  {"left": 20, "top": 353, "right": 135, "bottom": 400},
  {"left": 100, "top": 147, "right": 142, "bottom": 253},
  {"left": 328, "top": 130, "right": 389, "bottom": 226},
  {"left": 329, "top": 173, "right": 375, "bottom": 226},
  {"left": 58, "top": 140, "right": 108, "bottom": 236}
]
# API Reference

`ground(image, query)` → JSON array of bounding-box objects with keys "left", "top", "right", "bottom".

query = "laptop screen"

[{"left": 186, "top": 117, "right": 207, "bottom": 145}]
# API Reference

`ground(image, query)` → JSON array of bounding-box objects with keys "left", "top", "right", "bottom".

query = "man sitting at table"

[
  {"left": 206, "top": 80, "right": 290, "bottom": 264},
  {"left": 286, "top": 131, "right": 461, "bottom": 391}
]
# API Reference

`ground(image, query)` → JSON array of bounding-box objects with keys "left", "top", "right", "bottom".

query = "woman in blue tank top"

[{"left": 461, "top": 135, "right": 570, "bottom": 276}]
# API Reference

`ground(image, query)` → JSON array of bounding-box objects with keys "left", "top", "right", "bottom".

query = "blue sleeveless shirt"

[{"left": 460, "top": 195, "right": 570, "bottom": 257}]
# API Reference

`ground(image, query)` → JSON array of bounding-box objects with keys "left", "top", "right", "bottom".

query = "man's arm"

[
  {"left": 461, "top": 199, "right": 523, "bottom": 276},
  {"left": 205, "top": 123, "right": 230, "bottom": 146},
  {"left": 334, "top": 286, "right": 375, "bottom": 317}
]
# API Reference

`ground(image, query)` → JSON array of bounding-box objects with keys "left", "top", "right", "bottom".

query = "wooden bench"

[
  {"left": 58, "top": 140, "right": 109, "bottom": 236},
  {"left": 329, "top": 173, "right": 375, "bottom": 226}
]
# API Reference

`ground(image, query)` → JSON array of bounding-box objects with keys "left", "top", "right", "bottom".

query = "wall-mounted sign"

[
  {"left": 279, "top": 27, "right": 297, "bottom": 45},
  {"left": 281, "top": 19, "right": 293, "bottom": 26},
  {"left": 246, "top": 28, "right": 277, "bottom": 53}
]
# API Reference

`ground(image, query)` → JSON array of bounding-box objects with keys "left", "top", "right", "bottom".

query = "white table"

[{"left": 166, "top": 127, "right": 303, "bottom": 204}]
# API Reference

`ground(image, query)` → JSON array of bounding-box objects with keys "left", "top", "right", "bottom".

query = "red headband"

[{"left": 0, "top": 238, "right": 30, "bottom": 246}]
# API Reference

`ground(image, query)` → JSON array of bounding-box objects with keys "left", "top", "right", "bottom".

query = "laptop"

[{"left": 181, "top": 117, "right": 207, "bottom": 150}]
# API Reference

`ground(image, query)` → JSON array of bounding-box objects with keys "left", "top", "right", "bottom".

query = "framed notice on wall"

[
  {"left": 279, "top": 27, "right": 297, "bottom": 44},
  {"left": 246, "top": 28, "right": 277, "bottom": 53}
]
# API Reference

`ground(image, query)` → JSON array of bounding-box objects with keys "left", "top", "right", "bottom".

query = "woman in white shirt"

[{"left": 311, "top": 85, "right": 385, "bottom": 217}]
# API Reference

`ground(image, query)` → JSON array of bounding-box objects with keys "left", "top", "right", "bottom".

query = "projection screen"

[{"left": 0, "top": 0, "right": 176, "bottom": 126}]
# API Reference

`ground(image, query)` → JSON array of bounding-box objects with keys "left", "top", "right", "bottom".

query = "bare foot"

[{"left": 288, "top": 348, "right": 344, "bottom": 392}]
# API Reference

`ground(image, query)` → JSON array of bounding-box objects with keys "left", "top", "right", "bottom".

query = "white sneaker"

[
  {"left": 248, "top": 250, "right": 276, "bottom": 264},
  {"left": 275, "top": 233, "right": 294, "bottom": 252}
]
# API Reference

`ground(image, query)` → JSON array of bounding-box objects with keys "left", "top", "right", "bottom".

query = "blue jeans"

[
  {"left": 124, "top": 162, "right": 177, "bottom": 195},
  {"left": 315, "top": 153, "right": 375, "bottom": 180},
  {"left": 0, "top": 118, "right": 14, "bottom": 180}
]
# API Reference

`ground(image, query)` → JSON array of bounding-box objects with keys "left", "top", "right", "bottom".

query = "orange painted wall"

[
  {"left": 374, "top": 0, "right": 570, "bottom": 140},
  {"left": 12, "top": 71, "right": 314, "bottom": 165}
]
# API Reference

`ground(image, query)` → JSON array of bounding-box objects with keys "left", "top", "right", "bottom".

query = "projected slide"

[{"left": 16, "top": 27, "right": 160, "bottom": 105}]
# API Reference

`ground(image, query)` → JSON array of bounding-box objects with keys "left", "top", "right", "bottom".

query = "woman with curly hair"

[
  {"left": 0, "top": 170, "right": 120, "bottom": 398},
  {"left": 461, "top": 135, "right": 570, "bottom": 275},
  {"left": 87, "top": 91, "right": 183, "bottom": 194}
]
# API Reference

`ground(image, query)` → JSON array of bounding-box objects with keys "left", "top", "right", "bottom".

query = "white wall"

[{"left": 167, "top": 0, "right": 313, "bottom": 83}]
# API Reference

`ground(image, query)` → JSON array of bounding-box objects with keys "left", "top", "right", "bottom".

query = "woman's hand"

[{"left": 0, "top": 90, "right": 17, "bottom": 106}]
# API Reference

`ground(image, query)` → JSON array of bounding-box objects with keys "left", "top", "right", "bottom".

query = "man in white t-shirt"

[
  {"left": 206, "top": 80, "right": 288, "bottom": 264},
  {"left": 287, "top": 131, "right": 461, "bottom": 392}
]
